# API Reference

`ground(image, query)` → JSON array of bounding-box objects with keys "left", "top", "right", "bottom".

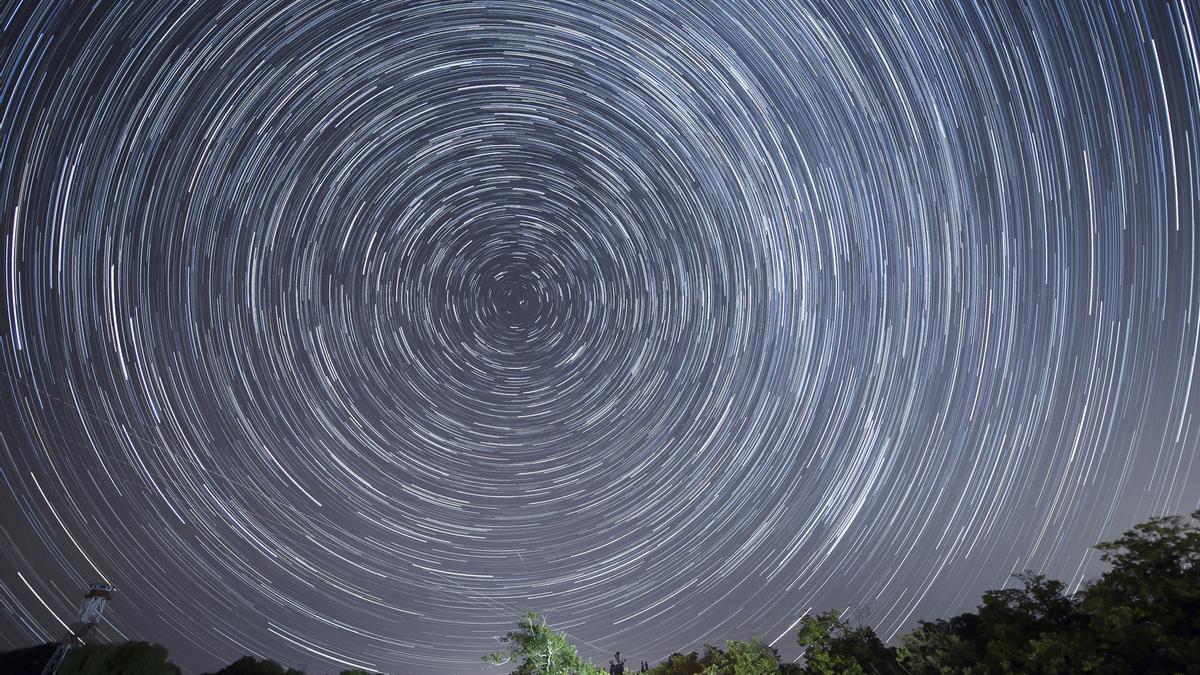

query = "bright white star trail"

[{"left": 1, "top": 0, "right": 1198, "bottom": 673}]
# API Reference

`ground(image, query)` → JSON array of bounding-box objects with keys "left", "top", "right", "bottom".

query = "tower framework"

[{"left": 40, "top": 582, "right": 115, "bottom": 675}]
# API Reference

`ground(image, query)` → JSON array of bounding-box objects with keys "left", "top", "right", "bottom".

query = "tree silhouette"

[
  {"left": 0, "top": 511, "right": 1194, "bottom": 675},
  {"left": 484, "top": 610, "right": 603, "bottom": 674},
  {"left": 1079, "top": 510, "right": 1200, "bottom": 673},
  {"left": 899, "top": 510, "right": 1200, "bottom": 674},
  {"left": 59, "top": 641, "right": 180, "bottom": 675},
  {"left": 795, "top": 610, "right": 899, "bottom": 674},
  {"left": 199, "top": 655, "right": 305, "bottom": 675}
]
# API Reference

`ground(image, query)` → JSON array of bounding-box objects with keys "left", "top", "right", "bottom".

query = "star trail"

[{"left": 1, "top": 0, "right": 1199, "bottom": 672}]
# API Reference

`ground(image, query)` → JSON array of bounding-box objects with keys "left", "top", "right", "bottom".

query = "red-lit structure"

[{"left": 40, "top": 582, "right": 115, "bottom": 675}]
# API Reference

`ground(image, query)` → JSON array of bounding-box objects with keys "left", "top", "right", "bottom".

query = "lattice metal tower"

[{"left": 40, "top": 582, "right": 116, "bottom": 675}]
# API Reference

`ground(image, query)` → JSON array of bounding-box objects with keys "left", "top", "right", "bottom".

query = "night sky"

[{"left": 1, "top": 0, "right": 1198, "bottom": 673}]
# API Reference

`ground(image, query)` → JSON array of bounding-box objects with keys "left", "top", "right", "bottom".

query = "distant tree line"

[
  {"left": 486, "top": 510, "right": 1199, "bottom": 675},
  {"left": 0, "top": 643, "right": 383, "bottom": 675},
  {"left": 2, "top": 510, "right": 1195, "bottom": 674}
]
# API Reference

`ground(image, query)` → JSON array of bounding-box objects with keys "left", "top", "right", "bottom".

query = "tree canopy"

[
  {"left": 490, "top": 510, "right": 1200, "bottom": 675},
  {"left": 484, "top": 610, "right": 604, "bottom": 675},
  {"left": 60, "top": 641, "right": 180, "bottom": 675},
  {"left": 2, "top": 510, "right": 1196, "bottom": 674},
  {"left": 795, "top": 609, "right": 900, "bottom": 674},
  {"left": 898, "top": 511, "right": 1200, "bottom": 674},
  {"left": 199, "top": 655, "right": 306, "bottom": 675}
]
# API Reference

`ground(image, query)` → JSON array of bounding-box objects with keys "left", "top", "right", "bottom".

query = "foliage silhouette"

[
  {"left": 795, "top": 609, "right": 900, "bottom": 674},
  {"left": 1, "top": 511, "right": 1196, "bottom": 674},
  {"left": 199, "top": 655, "right": 305, "bottom": 675},
  {"left": 59, "top": 641, "right": 180, "bottom": 675},
  {"left": 898, "top": 511, "right": 1200, "bottom": 674},
  {"left": 484, "top": 610, "right": 604, "bottom": 674},
  {"left": 0, "top": 643, "right": 56, "bottom": 675},
  {"left": 642, "top": 651, "right": 703, "bottom": 675},
  {"left": 492, "top": 510, "right": 1200, "bottom": 675}
]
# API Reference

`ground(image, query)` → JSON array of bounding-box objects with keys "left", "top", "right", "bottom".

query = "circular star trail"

[{"left": 1, "top": 1, "right": 1198, "bottom": 672}]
